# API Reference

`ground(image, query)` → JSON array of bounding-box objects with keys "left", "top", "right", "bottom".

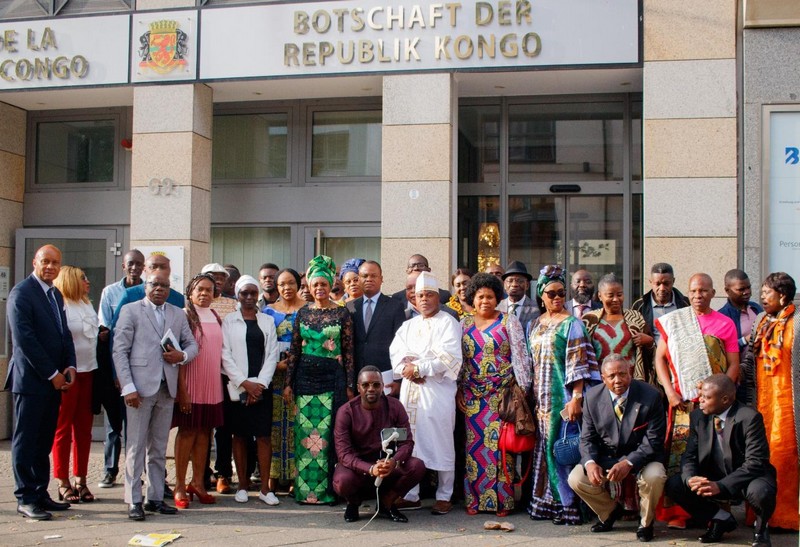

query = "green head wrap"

[
  {"left": 307, "top": 255, "right": 336, "bottom": 286},
  {"left": 536, "top": 264, "right": 566, "bottom": 298}
]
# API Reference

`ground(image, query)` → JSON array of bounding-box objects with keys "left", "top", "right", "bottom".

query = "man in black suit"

[
  {"left": 568, "top": 354, "right": 667, "bottom": 542},
  {"left": 497, "top": 261, "right": 540, "bottom": 332},
  {"left": 665, "top": 374, "right": 776, "bottom": 547},
  {"left": 391, "top": 254, "right": 450, "bottom": 306},
  {"left": 6, "top": 244, "right": 77, "bottom": 520},
  {"left": 346, "top": 261, "right": 405, "bottom": 394}
]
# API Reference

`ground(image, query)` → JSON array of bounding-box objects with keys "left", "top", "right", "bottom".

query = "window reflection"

[
  {"left": 213, "top": 113, "right": 288, "bottom": 180},
  {"left": 35, "top": 120, "right": 115, "bottom": 185},
  {"left": 458, "top": 105, "right": 500, "bottom": 183},
  {"left": 508, "top": 102, "right": 624, "bottom": 182},
  {"left": 311, "top": 110, "right": 381, "bottom": 178}
]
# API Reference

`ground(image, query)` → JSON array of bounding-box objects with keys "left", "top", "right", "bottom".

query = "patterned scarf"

[{"left": 753, "top": 304, "right": 796, "bottom": 373}]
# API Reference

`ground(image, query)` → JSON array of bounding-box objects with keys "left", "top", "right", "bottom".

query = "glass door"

[
  {"left": 303, "top": 225, "right": 381, "bottom": 270},
  {"left": 15, "top": 228, "right": 121, "bottom": 306}
]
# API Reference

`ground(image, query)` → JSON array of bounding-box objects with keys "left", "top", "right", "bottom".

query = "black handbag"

[{"left": 552, "top": 420, "right": 581, "bottom": 467}]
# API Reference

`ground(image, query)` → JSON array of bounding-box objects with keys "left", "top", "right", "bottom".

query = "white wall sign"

[
  {"left": 0, "top": 15, "right": 129, "bottom": 90},
  {"left": 131, "top": 11, "right": 197, "bottom": 83},
  {"left": 767, "top": 112, "right": 800, "bottom": 278},
  {"left": 0, "top": 266, "right": 9, "bottom": 300},
  {"left": 137, "top": 246, "right": 185, "bottom": 295},
  {"left": 200, "top": 0, "right": 638, "bottom": 80}
]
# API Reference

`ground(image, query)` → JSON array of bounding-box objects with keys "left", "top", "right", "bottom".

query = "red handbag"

[{"left": 498, "top": 421, "right": 535, "bottom": 484}]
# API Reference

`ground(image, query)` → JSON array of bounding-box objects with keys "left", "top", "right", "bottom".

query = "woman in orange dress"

[{"left": 743, "top": 272, "right": 799, "bottom": 531}]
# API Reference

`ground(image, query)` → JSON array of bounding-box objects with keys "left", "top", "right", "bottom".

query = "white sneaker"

[
  {"left": 234, "top": 489, "right": 248, "bottom": 503},
  {"left": 258, "top": 491, "right": 280, "bottom": 506}
]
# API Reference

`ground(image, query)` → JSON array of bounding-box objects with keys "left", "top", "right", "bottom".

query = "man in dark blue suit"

[{"left": 6, "top": 244, "right": 77, "bottom": 520}]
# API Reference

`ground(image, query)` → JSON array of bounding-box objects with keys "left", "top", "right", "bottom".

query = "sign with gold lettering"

[
  {"left": 0, "top": 15, "right": 129, "bottom": 89},
  {"left": 200, "top": 0, "right": 637, "bottom": 79},
  {"left": 131, "top": 12, "right": 196, "bottom": 82}
]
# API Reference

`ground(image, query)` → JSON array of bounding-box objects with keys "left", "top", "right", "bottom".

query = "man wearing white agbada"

[{"left": 390, "top": 271, "right": 462, "bottom": 516}]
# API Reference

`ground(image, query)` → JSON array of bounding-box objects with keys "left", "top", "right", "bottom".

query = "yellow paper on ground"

[{"left": 128, "top": 533, "right": 181, "bottom": 546}]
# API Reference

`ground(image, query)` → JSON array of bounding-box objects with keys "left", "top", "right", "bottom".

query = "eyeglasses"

[
  {"left": 543, "top": 289, "right": 567, "bottom": 299},
  {"left": 146, "top": 281, "right": 170, "bottom": 289},
  {"left": 81, "top": 275, "right": 88, "bottom": 281},
  {"left": 359, "top": 382, "right": 382, "bottom": 389}
]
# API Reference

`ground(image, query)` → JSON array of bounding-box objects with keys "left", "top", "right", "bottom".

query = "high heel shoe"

[
  {"left": 173, "top": 493, "right": 190, "bottom": 509},
  {"left": 186, "top": 484, "right": 216, "bottom": 504}
]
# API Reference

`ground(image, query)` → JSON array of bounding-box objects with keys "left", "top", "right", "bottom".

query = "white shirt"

[
  {"left": 390, "top": 311, "right": 463, "bottom": 470},
  {"left": 64, "top": 300, "right": 99, "bottom": 373}
]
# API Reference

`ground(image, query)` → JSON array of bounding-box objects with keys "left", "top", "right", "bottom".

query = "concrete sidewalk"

[{"left": 0, "top": 440, "right": 795, "bottom": 546}]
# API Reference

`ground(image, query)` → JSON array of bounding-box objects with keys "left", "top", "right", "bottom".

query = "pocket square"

[{"left": 632, "top": 422, "right": 649, "bottom": 432}]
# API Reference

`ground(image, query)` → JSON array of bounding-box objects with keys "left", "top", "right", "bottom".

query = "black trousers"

[
  {"left": 13, "top": 390, "right": 60, "bottom": 504},
  {"left": 665, "top": 474, "right": 776, "bottom": 526}
]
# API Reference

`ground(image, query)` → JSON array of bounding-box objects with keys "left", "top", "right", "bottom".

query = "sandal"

[
  {"left": 58, "top": 484, "right": 80, "bottom": 503},
  {"left": 73, "top": 482, "right": 95, "bottom": 503}
]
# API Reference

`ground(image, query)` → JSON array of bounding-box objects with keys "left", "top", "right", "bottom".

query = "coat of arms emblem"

[{"left": 138, "top": 20, "right": 188, "bottom": 74}]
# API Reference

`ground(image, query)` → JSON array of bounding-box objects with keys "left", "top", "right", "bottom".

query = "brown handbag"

[{"left": 498, "top": 380, "right": 537, "bottom": 436}]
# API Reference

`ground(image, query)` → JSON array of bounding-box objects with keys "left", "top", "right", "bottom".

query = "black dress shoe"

[
  {"left": 636, "top": 524, "right": 654, "bottom": 542},
  {"left": 344, "top": 503, "right": 360, "bottom": 522},
  {"left": 591, "top": 505, "right": 624, "bottom": 532},
  {"left": 17, "top": 503, "right": 52, "bottom": 521},
  {"left": 128, "top": 503, "right": 145, "bottom": 521},
  {"left": 752, "top": 528, "right": 771, "bottom": 547},
  {"left": 163, "top": 483, "right": 174, "bottom": 498},
  {"left": 378, "top": 507, "right": 409, "bottom": 523},
  {"left": 41, "top": 497, "right": 70, "bottom": 511},
  {"left": 143, "top": 500, "right": 178, "bottom": 514},
  {"left": 700, "top": 516, "right": 737, "bottom": 543}
]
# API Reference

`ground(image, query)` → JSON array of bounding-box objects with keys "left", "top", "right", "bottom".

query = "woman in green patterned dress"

[{"left": 284, "top": 255, "right": 354, "bottom": 504}]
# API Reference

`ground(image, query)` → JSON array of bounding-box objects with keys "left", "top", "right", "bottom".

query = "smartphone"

[
  {"left": 559, "top": 407, "right": 570, "bottom": 421},
  {"left": 239, "top": 392, "right": 264, "bottom": 403},
  {"left": 161, "top": 341, "right": 175, "bottom": 353},
  {"left": 380, "top": 427, "right": 408, "bottom": 444}
]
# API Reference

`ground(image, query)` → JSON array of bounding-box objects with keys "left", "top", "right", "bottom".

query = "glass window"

[
  {"left": 212, "top": 113, "right": 289, "bottom": 180},
  {"left": 632, "top": 193, "right": 643, "bottom": 300},
  {"left": 458, "top": 105, "right": 501, "bottom": 183},
  {"left": 311, "top": 110, "right": 381, "bottom": 178},
  {"left": 508, "top": 196, "right": 565, "bottom": 271},
  {"left": 211, "top": 227, "right": 291, "bottom": 278},
  {"left": 632, "top": 101, "right": 642, "bottom": 182},
  {"left": 508, "top": 102, "right": 624, "bottom": 182},
  {"left": 35, "top": 119, "right": 116, "bottom": 185},
  {"left": 24, "top": 237, "right": 108, "bottom": 306},
  {"left": 566, "top": 196, "right": 624, "bottom": 284},
  {"left": 457, "top": 196, "right": 501, "bottom": 272},
  {"left": 315, "top": 237, "right": 381, "bottom": 268}
]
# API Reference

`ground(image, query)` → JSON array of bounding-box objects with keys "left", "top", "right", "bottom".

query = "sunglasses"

[{"left": 543, "top": 289, "right": 567, "bottom": 299}]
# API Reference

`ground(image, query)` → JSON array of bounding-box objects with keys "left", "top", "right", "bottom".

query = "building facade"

[{"left": 0, "top": 0, "right": 798, "bottom": 435}]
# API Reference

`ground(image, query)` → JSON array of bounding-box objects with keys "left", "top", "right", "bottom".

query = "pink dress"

[{"left": 173, "top": 307, "right": 224, "bottom": 428}]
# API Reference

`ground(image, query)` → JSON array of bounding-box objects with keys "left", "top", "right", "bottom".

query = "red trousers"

[{"left": 52, "top": 371, "right": 94, "bottom": 481}]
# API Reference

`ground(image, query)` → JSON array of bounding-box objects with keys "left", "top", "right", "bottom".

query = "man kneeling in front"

[
  {"left": 333, "top": 366, "right": 425, "bottom": 523},
  {"left": 567, "top": 354, "right": 667, "bottom": 542}
]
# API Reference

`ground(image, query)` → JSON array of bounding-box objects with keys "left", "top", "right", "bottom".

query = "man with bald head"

[
  {"left": 566, "top": 269, "right": 602, "bottom": 318},
  {"left": 113, "top": 273, "right": 198, "bottom": 520},
  {"left": 6, "top": 245, "right": 77, "bottom": 520},
  {"left": 653, "top": 273, "right": 740, "bottom": 528},
  {"left": 111, "top": 253, "right": 185, "bottom": 331},
  {"left": 391, "top": 254, "right": 450, "bottom": 307}
]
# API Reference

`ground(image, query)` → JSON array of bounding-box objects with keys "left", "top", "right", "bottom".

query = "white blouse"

[{"left": 65, "top": 300, "right": 99, "bottom": 373}]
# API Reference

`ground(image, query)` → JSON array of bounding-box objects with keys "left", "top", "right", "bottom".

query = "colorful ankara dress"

[
  {"left": 583, "top": 308, "right": 652, "bottom": 384},
  {"left": 527, "top": 315, "right": 599, "bottom": 524},
  {"left": 746, "top": 304, "right": 799, "bottom": 530},
  {"left": 286, "top": 305, "right": 354, "bottom": 504},
  {"left": 264, "top": 306, "right": 300, "bottom": 484},
  {"left": 461, "top": 313, "right": 531, "bottom": 514}
]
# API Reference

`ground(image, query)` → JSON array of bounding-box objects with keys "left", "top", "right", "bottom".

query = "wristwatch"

[
  {"left": 572, "top": 392, "right": 583, "bottom": 400},
  {"left": 412, "top": 365, "right": 421, "bottom": 380}
]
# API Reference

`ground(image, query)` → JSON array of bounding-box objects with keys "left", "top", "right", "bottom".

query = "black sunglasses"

[{"left": 543, "top": 289, "right": 567, "bottom": 299}]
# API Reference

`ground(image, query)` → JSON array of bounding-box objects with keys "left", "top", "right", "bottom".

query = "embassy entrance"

[{"left": 457, "top": 95, "right": 643, "bottom": 300}]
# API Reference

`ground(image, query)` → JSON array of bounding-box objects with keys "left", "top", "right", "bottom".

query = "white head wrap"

[{"left": 235, "top": 275, "right": 259, "bottom": 297}]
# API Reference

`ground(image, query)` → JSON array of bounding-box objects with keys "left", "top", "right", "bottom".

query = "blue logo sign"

[{"left": 786, "top": 147, "right": 800, "bottom": 165}]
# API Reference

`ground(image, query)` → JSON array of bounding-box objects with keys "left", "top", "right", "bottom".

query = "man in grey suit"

[
  {"left": 113, "top": 273, "right": 198, "bottom": 521},
  {"left": 497, "top": 261, "right": 540, "bottom": 332}
]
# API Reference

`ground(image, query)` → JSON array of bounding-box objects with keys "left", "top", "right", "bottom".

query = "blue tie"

[{"left": 48, "top": 288, "right": 63, "bottom": 333}]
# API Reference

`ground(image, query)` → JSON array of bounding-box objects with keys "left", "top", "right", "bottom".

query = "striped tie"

[{"left": 614, "top": 397, "right": 626, "bottom": 422}]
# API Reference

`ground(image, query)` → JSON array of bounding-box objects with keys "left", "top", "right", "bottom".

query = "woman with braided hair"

[{"left": 173, "top": 273, "right": 224, "bottom": 508}]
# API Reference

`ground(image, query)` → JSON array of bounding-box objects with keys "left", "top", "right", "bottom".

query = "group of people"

[{"left": 4, "top": 245, "right": 798, "bottom": 547}]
